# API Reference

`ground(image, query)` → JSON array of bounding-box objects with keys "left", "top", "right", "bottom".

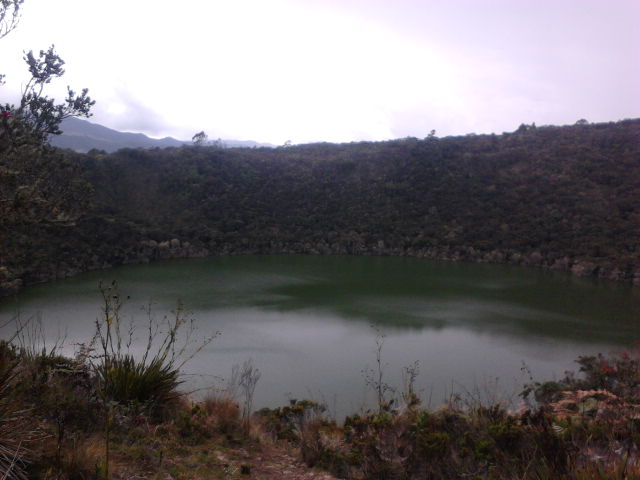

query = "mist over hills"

[{"left": 51, "top": 117, "right": 272, "bottom": 153}]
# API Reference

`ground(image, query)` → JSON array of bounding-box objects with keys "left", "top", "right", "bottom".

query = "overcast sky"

[{"left": 1, "top": 0, "right": 638, "bottom": 144}]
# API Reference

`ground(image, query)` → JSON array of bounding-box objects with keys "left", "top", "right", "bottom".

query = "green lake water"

[{"left": 1, "top": 255, "right": 638, "bottom": 418}]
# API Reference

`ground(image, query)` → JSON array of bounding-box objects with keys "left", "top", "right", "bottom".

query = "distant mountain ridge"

[{"left": 51, "top": 117, "right": 272, "bottom": 152}]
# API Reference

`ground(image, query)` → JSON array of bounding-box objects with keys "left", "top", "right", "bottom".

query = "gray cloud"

[{"left": 92, "top": 89, "right": 170, "bottom": 137}]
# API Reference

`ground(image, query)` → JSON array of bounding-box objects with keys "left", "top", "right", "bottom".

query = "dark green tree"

[
  {"left": 0, "top": 6, "right": 94, "bottom": 227},
  {"left": 2, "top": 45, "right": 95, "bottom": 146},
  {"left": 192, "top": 130, "right": 208, "bottom": 145}
]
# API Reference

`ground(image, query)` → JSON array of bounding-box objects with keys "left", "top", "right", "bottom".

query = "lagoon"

[{"left": 0, "top": 255, "right": 637, "bottom": 418}]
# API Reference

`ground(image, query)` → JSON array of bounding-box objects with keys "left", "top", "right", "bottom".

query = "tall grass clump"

[
  {"left": 99, "top": 354, "right": 180, "bottom": 414},
  {"left": 0, "top": 341, "right": 38, "bottom": 480},
  {"left": 94, "top": 281, "right": 216, "bottom": 418},
  {"left": 10, "top": 312, "right": 66, "bottom": 363}
]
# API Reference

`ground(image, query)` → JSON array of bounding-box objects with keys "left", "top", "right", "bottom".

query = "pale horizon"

[{"left": 1, "top": 0, "right": 638, "bottom": 145}]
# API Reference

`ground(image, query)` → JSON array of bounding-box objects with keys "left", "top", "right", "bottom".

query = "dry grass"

[{"left": 0, "top": 342, "right": 41, "bottom": 480}]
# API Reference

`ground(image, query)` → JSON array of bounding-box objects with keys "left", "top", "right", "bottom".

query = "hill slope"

[
  {"left": 50, "top": 117, "right": 185, "bottom": 152},
  {"left": 1, "top": 119, "right": 639, "bottom": 294},
  {"left": 51, "top": 117, "right": 272, "bottom": 152}
]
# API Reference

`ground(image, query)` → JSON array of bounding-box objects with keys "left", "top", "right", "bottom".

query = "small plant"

[
  {"left": 257, "top": 399, "right": 327, "bottom": 443},
  {"left": 238, "top": 359, "right": 261, "bottom": 422},
  {"left": 9, "top": 311, "right": 66, "bottom": 362},
  {"left": 201, "top": 394, "right": 241, "bottom": 435},
  {"left": 401, "top": 361, "right": 421, "bottom": 411},
  {"left": 362, "top": 326, "right": 396, "bottom": 413},
  {"left": 226, "top": 359, "right": 261, "bottom": 436}
]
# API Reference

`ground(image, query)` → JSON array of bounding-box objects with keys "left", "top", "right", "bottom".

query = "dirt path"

[
  {"left": 244, "top": 450, "right": 338, "bottom": 479},
  {"left": 213, "top": 445, "right": 340, "bottom": 480}
]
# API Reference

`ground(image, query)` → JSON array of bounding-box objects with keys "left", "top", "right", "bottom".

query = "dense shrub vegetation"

[
  {"left": 1, "top": 119, "right": 639, "bottom": 295},
  {"left": 257, "top": 349, "right": 640, "bottom": 479}
]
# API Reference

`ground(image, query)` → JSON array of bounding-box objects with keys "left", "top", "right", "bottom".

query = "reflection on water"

[{"left": 0, "top": 255, "right": 638, "bottom": 418}]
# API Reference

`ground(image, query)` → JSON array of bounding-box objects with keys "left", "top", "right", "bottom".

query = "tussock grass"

[{"left": 99, "top": 354, "right": 181, "bottom": 416}]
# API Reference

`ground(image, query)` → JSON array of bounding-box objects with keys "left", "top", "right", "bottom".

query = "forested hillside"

[{"left": 1, "top": 119, "right": 639, "bottom": 295}]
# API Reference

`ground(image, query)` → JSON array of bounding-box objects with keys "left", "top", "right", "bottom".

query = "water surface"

[{"left": 1, "top": 255, "right": 637, "bottom": 418}]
